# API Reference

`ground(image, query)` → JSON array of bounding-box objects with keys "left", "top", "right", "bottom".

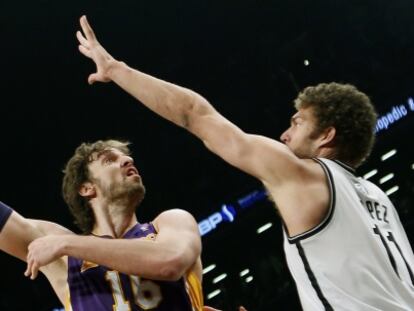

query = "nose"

[
  {"left": 280, "top": 129, "right": 289, "bottom": 143},
  {"left": 120, "top": 155, "right": 134, "bottom": 168}
]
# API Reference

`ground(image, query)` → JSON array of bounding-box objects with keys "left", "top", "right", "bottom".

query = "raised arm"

[
  {"left": 26, "top": 209, "right": 202, "bottom": 281},
  {"left": 77, "top": 15, "right": 302, "bottom": 186}
]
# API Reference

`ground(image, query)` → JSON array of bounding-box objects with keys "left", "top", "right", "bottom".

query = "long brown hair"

[{"left": 62, "top": 140, "right": 131, "bottom": 233}]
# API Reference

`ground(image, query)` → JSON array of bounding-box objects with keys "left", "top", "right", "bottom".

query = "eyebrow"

[
  {"left": 89, "top": 149, "right": 113, "bottom": 163},
  {"left": 292, "top": 114, "right": 304, "bottom": 122}
]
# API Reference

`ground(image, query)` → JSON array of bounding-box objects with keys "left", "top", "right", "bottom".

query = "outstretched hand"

[
  {"left": 77, "top": 15, "right": 115, "bottom": 84},
  {"left": 24, "top": 235, "right": 66, "bottom": 280}
]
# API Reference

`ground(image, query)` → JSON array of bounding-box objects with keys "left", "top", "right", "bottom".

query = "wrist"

[
  {"left": 59, "top": 234, "right": 74, "bottom": 257},
  {"left": 107, "top": 60, "right": 128, "bottom": 80}
]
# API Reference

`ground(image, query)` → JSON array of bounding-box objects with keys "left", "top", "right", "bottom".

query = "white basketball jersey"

[{"left": 284, "top": 158, "right": 414, "bottom": 311}]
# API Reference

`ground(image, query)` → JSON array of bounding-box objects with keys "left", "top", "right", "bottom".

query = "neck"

[
  {"left": 316, "top": 146, "right": 336, "bottom": 160},
  {"left": 90, "top": 198, "right": 138, "bottom": 238}
]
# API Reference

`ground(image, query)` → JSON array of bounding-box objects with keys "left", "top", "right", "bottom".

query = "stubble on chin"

[{"left": 105, "top": 180, "right": 146, "bottom": 209}]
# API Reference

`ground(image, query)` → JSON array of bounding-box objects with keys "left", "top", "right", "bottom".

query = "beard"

[{"left": 100, "top": 178, "right": 146, "bottom": 212}]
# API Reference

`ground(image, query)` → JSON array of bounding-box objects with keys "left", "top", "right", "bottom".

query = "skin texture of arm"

[
  {"left": 0, "top": 211, "right": 72, "bottom": 261},
  {"left": 76, "top": 15, "right": 316, "bottom": 192},
  {"left": 26, "top": 209, "right": 202, "bottom": 281},
  {"left": 0, "top": 211, "right": 44, "bottom": 261},
  {"left": 0, "top": 209, "right": 71, "bottom": 304}
]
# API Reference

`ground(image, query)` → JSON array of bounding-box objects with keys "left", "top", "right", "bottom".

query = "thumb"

[
  {"left": 239, "top": 307, "right": 247, "bottom": 311},
  {"left": 88, "top": 74, "right": 98, "bottom": 85}
]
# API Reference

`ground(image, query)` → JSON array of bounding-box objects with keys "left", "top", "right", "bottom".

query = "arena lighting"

[
  {"left": 239, "top": 269, "right": 250, "bottom": 277},
  {"left": 207, "top": 289, "right": 221, "bottom": 300},
  {"left": 245, "top": 276, "right": 254, "bottom": 283},
  {"left": 385, "top": 185, "right": 399, "bottom": 196},
  {"left": 381, "top": 149, "right": 397, "bottom": 161},
  {"left": 257, "top": 222, "right": 273, "bottom": 234},
  {"left": 304, "top": 59, "right": 310, "bottom": 66},
  {"left": 203, "top": 264, "right": 216, "bottom": 274},
  {"left": 379, "top": 173, "right": 394, "bottom": 184},
  {"left": 213, "top": 273, "right": 228, "bottom": 284},
  {"left": 363, "top": 169, "right": 378, "bottom": 180}
]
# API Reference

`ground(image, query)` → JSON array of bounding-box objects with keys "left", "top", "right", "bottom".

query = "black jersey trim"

[
  {"left": 333, "top": 160, "right": 355, "bottom": 174},
  {"left": 286, "top": 158, "right": 336, "bottom": 243},
  {"left": 296, "top": 241, "right": 334, "bottom": 311}
]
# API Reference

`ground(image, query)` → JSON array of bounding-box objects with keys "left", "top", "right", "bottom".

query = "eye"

[
  {"left": 103, "top": 156, "right": 115, "bottom": 165},
  {"left": 294, "top": 118, "right": 303, "bottom": 127}
]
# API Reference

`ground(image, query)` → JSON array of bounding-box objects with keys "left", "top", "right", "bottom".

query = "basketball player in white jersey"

[{"left": 72, "top": 15, "right": 414, "bottom": 310}]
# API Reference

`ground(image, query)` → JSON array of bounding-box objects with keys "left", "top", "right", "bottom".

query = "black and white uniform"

[{"left": 284, "top": 158, "right": 414, "bottom": 311}]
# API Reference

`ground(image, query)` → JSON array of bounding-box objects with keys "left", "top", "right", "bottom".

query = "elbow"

[
  {"left": 180, "top": 92, "right": 212, "bottom": 131},
  {"left": 157, "top": 254, "right": 190, "bottom": 281}
]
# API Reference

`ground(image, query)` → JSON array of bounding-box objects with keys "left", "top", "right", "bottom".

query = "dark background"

[{"left": 1, "top": 0, "right": 414, "bottom": 310}]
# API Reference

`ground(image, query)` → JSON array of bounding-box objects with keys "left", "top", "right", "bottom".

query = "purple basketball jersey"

[
  {"left": 0, "top": 201, "right": 12, "bottom": 232},
  {"left": 67, "top": 223, "right": 194, "bottom": 311}
]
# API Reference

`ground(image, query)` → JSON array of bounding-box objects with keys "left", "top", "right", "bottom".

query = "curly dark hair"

[
  {"left": 62, "top": 139, "right": 131, "bottom": 233},
  {"left": 294, "top": 82, "right": 377, "bottom": 167}
]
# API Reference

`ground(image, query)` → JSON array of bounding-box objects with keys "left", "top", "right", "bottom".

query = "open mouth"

[{"left": 126, "top": 167, "right": 139, "bottom": 177}]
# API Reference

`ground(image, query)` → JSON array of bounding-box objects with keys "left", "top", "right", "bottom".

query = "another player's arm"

[
  {"left": 0, "top": 202, "right": 40, "bottom": 261},
  {"left": 26, "top": 209, "right": 201, "bottom": 281},
  {"left": 77, "top": 15, "right": 304, "bottom": 186},
  {"left": 0, "top": 201, "right": 71, "bottom": 261},
  {"left": 0, "top": 202, "right": 69, "bottom": 304}
]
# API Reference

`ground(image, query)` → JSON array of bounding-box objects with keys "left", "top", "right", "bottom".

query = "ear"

[
  {"left": 79, "top": 182, "right": 96, "bottom": 198},
  {"left": 318, "top": 126, "right": 336, "bottom": 147}
]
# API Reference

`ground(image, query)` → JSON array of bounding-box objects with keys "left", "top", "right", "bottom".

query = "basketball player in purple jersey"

[{"left": 0, "top": 141, "right": 204, "bottom": 310}]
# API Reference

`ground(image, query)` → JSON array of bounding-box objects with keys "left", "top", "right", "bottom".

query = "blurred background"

[{"left": 1, "top": 0, "right": 414, "bottom": 310}]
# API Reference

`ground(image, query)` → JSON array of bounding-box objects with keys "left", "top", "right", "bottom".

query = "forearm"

[
  {"left": 60, "top": 235, "right": 190, "bottom": 280},
  {"left": 0, "top": 212, "right": 43, "bottom": 261},
  {"left": 108, "top": 61, "right": 215, "bottom": 132},
  {"left": 30, "top": 219, "right": 74, "bottom": 235}
]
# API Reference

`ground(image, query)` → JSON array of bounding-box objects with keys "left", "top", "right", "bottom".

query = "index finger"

[
  {"left": 24, "top": 255, "right": 33, "bottom": 277},
  {"left": 80, "top": 15, "right": 97, "bottom": 41}
]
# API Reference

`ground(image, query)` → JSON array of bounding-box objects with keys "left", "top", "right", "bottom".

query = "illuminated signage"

[
  {"left": 198, "top": 190, "right": 267, "bottom": 236},
  {"left": 198, "top": 204, "right": 236, "bottom": 236},
  {"left": 375, "top": 97, "right": 414, "bottom": 133}
]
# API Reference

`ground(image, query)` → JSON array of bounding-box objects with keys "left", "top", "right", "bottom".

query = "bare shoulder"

[
  {"left": 153, "top": 209, "right": 198, "bottom": 229},
  {"left": 246, "top": 135, "right": 316, "bottom": 184},
  {"left": 265, "top": 158, "right": 330, "bottom": 237}
]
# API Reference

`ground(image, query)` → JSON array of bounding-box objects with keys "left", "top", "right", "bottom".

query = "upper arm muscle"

[
  {"left": 153, "top": 209, "right": 201, "bottom": 266},
  {"left": 190, "top": 112, "right": 300, "bottom": 185}
]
